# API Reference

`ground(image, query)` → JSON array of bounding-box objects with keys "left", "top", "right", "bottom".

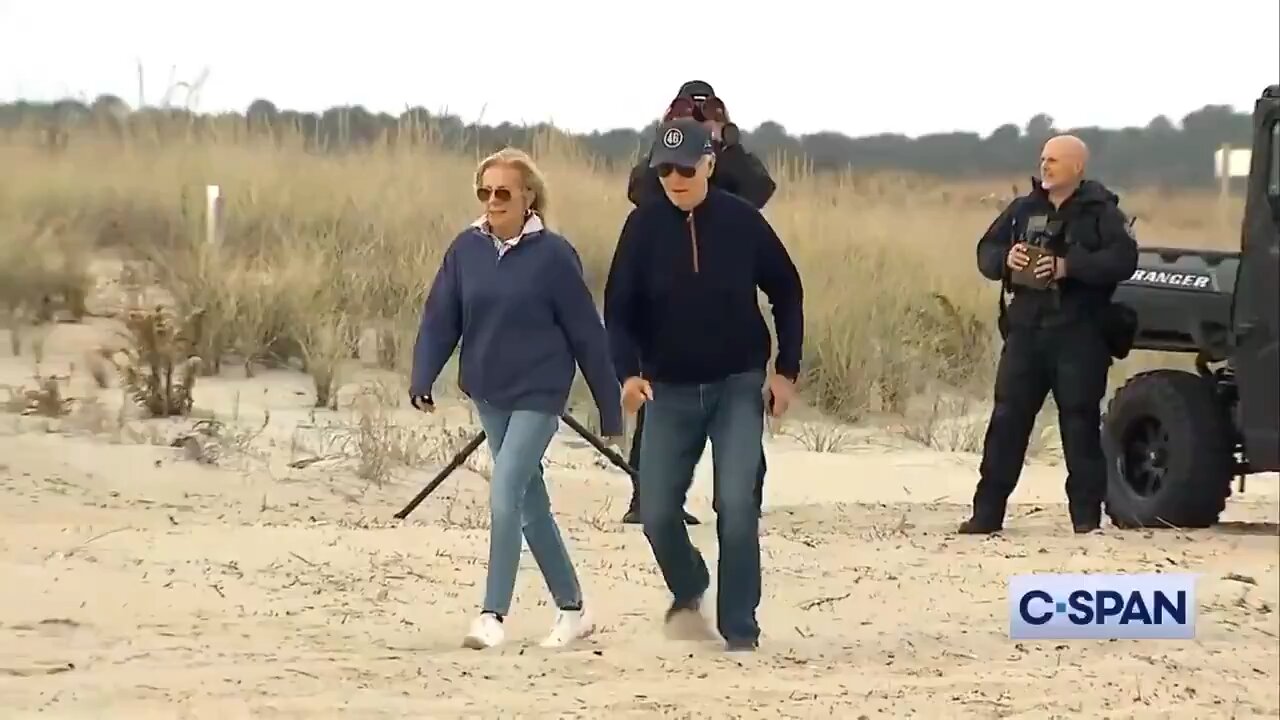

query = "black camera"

[
  {"left": 1010, "top": 215, "right": 1063, "bottom": 289},
  {"left": 1022, "top": 215, "right": 1064, "bottom": 249}
]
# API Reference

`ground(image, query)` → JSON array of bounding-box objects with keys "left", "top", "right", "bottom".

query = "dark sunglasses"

[
  {"left": 656, "top": 163, "right": 698, "bottom": 179},
  {"left": 476, "top": 186, "right": 512, "bottom": 203},
  {"left": 664, "top": 95, "right": 727, "bottom": 124}
]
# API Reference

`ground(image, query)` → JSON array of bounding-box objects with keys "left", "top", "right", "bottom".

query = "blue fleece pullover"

[{"left": 409, "top": 217, "right": 624, "bottom": 437}]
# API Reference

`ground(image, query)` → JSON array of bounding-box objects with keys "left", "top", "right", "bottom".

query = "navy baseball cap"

[{"left": 649, "top": 118, "right": 714, "bottom": 169}]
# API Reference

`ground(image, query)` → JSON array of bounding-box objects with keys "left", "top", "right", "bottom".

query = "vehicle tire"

[{"left": 1101, "top": 369, "right": 1234, "bottom": 529}]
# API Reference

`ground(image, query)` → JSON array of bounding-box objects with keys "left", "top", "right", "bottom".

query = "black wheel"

[{"left": 1101, "top": 369, "right": 1234, "bottom": 529}]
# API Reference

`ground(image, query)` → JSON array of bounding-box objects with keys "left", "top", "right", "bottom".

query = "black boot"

[
  {"left": 957, "top": 506, "right": 1005, "bottom": 534},
  {"left": 623, "top": 507, "right": 701, "bottom": 525},
  {"left": 622, "top": 496, "right": 642, "bottom": 524},
  {"left": 1070, "top": 504, "right": 1102, "bottom": 534},
  {"left": 957, "top": 517, "right": 1003, "bottom": 534},
  {"left": 621, "top": 495, "right": 700, "bottom": 525}
]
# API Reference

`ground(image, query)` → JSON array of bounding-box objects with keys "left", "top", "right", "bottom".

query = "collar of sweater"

[{"left": 471, "top": 212, "right": 545, "bottom": 254}]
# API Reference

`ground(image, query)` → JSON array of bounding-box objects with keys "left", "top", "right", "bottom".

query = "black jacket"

[
  {"left": 627, "top": 140, "right": 777, "bottom": 210},
  {"left": 604, "top": 187, "right": 804, "bottom": 385},
  {"left": 977, "top": 178, "right": 1139, "bottom": 329}
]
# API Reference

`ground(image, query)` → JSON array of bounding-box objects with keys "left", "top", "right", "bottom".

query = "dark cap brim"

[{"left": 649, "top": 144, "right": 706, "bottom": 169}]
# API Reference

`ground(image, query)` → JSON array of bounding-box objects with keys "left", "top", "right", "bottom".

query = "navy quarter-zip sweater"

[
  {"left": 410, "top": 221, "right": 624, "bottom": 437},
  {"left": 603, "top": 187, "right": 804, "bottom": 385}
]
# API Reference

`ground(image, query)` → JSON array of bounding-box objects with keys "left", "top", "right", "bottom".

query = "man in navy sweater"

[
  {"left": 604, "top": 118, "right": 804, "bottom": 652},
  {"left": 620, "top": 79, "right": 777, "bottom": 526}
]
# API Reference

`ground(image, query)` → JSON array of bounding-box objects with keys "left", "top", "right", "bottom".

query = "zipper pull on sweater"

[{"left": 687, "top": 212, "right": 699, "bottom": 274}]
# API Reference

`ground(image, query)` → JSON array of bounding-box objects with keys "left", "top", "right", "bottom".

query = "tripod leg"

[
  {"left": 393, "top": 430, "right": 486, "bottom": 520},
  {"left": 559, "top": 413, "right": 701, "bottom": 526},
  {"left": 622, "top": 407, "right": 645, "bottom": 523},
  {"left": 559, "top": 413, "right": 635, "bottom": 474}
]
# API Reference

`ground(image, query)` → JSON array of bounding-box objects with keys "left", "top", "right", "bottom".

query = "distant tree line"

[{"left": 0, "top": 94, "right": 1260, "bottom": 188}]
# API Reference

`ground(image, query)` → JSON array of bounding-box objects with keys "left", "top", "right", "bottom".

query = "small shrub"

[
  {"left": 298, "top": 312, "right": 355, "bottom": 409},
  {"left": 0, "top": 374, "right": 74, "bottom": 417},
  {"left": 0, "top": 218, "right": 95, "bottom": 325},
  {"left": 788, "top": 421, "right": 854, "bottom": 453},
  {"left": 901, "top": 394, "right": 987, "bottom": 453},
  {"left": 110, "top": 305, "right": 204, "bottom": 417}
]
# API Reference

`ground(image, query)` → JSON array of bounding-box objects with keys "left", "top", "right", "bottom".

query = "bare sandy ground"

[{"left": 1, "top": 313, "right": 1277, "bottom": 719}]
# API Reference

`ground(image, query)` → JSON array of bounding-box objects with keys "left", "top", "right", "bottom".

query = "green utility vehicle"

[{"left": 1102, "top": 84, "right": 1280, "bottom": 529}]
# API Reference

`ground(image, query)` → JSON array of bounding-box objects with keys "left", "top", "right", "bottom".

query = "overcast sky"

[{"left": 2, "top": 0, "right": 1277, "bottom": 138}]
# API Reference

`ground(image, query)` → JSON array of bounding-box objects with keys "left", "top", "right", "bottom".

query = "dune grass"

[{"left": 0, "top": 122, "right": 1245, "bottom": 430}]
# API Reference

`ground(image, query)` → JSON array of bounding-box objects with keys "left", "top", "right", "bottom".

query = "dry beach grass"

[{"left": 0, "top": 125, "right": 1276, "bottom": 718}]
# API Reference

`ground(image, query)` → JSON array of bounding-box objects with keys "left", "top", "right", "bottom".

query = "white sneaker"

[
  {"left": 462, "top": 613, "right": 505, "bottom": 649},
  {"left": 540, "top": 607, "right": 595, "bottom": 648}
]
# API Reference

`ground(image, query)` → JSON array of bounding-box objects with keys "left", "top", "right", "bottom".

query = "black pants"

[
  {"left": 628, "top": 403, "right": 766, "bottom": 512},
  {"left": 973, "top": 320, "right": 1112, "bottom": 525}
]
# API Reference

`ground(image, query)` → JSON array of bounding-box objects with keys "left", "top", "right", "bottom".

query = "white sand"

[{"left": 0, "top": 314, "right": 1277, "bottom": 719}]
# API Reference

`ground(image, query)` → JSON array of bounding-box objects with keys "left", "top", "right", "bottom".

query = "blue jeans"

[
  {"left": 474, "top": 401, "right": 583, "bottom": 616},
  {"left": 637, "top": 369, "right": 766, "bottom": 643},
  {"left": 628, "top": 405, "right": 766, "bottom": 513}
]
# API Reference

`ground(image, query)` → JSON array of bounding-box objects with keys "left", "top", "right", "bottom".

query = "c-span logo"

[{"left": 1009, "top": 574, "right": 1196, "bottom": 640}]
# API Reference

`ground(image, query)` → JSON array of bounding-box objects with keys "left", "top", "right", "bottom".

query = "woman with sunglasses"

[{"left": 409, "top": 147, "right": 624, "bottom": 650}]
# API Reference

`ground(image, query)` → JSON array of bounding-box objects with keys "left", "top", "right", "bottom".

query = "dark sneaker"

[
  {"left": 664, "top": 595, "right": 699, "bottom": 620},
  {"left": 663, "top": 596, "right": 716, "bottom": 641},
  {"left": 724, "top": 637, "right": 758, "bottom": 652},
  {"left": 1073, "top": 521, "right": 1101, "bottom": 534},
  {"left": 682, "top": 510, "right": 701, "bottom": 526}
]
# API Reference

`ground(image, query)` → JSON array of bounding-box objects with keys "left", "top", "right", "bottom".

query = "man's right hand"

[
  {"left": 1007, "top": 243, "right": 1031, "bottom": 271},
  {"left": 621, "top": 376, "right": 653, "bottom": 414}
]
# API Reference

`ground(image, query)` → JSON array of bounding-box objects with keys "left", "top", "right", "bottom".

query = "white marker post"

[
  {"left": 205, "top": 184, "right": 224, "bottom": 246},
  {"left": 1214, "top": 144, "right": 1251, "bottom": 231}
]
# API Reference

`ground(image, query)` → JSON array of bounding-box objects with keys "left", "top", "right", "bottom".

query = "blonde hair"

[{"left": 474, "top": 147, "right": 551, "bottom": 225}]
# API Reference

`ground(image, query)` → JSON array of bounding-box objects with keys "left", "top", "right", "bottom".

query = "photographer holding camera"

[
  {"left": 627, "top": 81, "right": 777, "bottom": 210},
  {"left": 619, "top": 80, "right": 778, "bottom": 526},
  {"left": 960, "top": 135, "right": 1138, "bottom": 535}
]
